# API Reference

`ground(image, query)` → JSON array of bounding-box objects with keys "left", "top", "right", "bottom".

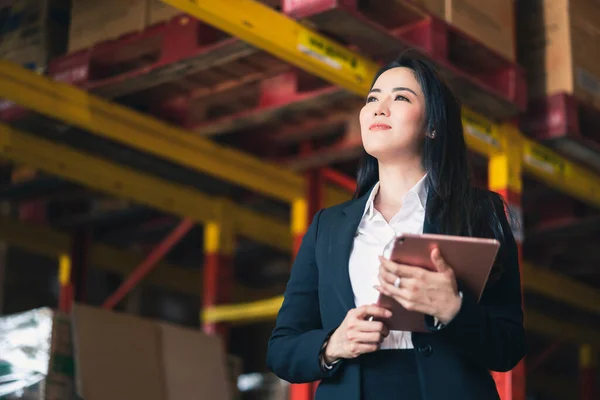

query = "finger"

[
  {"left": 380, "top": 286, "right": 436, "bottom": 315},
  {"left": 355, "top": 304, "right": 392, "bottom": 320},
  {"left": 377, "top": 277, "right": 418, "bottom": 297},
  {"left": 378, "top": 266, "right": 398, "bottom": 287},
  {"left": 430, "top": 247, "right": 449, "bottom": 273},
  {"left": 379, "top": 256, "right": 423, "bottom": 278},
  {"left": 351, "top": 319, "right": 387, "bottom": 333},
  {"left": 348, "top": 330, "right": 385, "bottom": 344}
]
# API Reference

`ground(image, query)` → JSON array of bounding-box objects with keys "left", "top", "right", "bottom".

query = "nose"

[{"left": 373, "top": 98, "right": 390, "bottom": 117}]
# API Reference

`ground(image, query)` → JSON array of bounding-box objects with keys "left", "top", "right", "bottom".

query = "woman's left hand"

[{"left": 376, "top": 247, "right": 462, "bottom": 325}]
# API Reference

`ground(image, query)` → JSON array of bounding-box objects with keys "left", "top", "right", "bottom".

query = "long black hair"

[{"left": 353, "top": 53, "right": 507, "bottom": 240}]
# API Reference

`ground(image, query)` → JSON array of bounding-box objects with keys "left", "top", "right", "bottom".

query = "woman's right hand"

[{"left": 323, "top": 305, "right": 392, "bottom": 363}]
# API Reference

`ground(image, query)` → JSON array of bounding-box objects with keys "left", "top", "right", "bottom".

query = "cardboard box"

[
  {"left": 0, "top": 0, "right": 70, "bottom": 73},
  {"left": 416, "top": 0, "right": 515, "bottom": 62},
  {"left": 0, "top": 308, "right": 75, "bottom": 400},
  {"left": 68, "top": 0, "right": 147, "bottom": 53},
  {"left": 71, "top": 304, "right": 231, "bottom": 400},
  {"left": 518, "top": 0, "right": 600, "bottom": 108},
  {"left": 147, "top": 0, "right": 184, "bottom": 25}
]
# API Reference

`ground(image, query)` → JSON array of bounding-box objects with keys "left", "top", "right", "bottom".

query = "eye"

[
  {"left": 394, "top": 95, "right": 409, "bottom": 102},
  {"left": 366, "top": 96, "right": 377, "bottom": 103}
]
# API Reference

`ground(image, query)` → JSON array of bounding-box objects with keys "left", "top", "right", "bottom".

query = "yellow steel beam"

[
  {"left": 522, "top": 262, "right": 600, "bottom": 316},
  {"left": 0, "top": 212, "right": 283, "bottom": 300},
  {"left": 0, "top": 123, "right": 290, "bottom": 251},
  {"left": 523, "top": 138, "right": 600, "bottom": 208},
  {"left": 160, "top": 0, "right": 600, "bottom": 209},
  {"left": 525, "top": 312, "right": 600, "bottom": 348},
  {"left": 0, "top": 61, "right": 348, "bottom": 208}
]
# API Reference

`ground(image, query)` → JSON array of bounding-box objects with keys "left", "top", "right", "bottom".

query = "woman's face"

[{"left": 359, "top": 67, "right": 427, "bottom": 162}]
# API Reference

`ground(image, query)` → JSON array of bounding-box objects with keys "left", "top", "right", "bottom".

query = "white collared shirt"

[{"left": 348, "top": 174, "right": 429, "bottom": 349}]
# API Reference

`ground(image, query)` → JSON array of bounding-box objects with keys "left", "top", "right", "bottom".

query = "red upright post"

[
  {"left": 58, "top": 230, "right": 91, "bottom": 312},
  {"left": 489, "top": 123, "right": 526, "bottom": 400},
  {"left": 580, "top": 344, "right": 597, "bottom": 400},
  {"left": 289, "top": 169, "right": 325, "bottom": 400}
]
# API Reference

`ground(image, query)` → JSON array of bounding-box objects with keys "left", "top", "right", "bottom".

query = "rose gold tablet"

[{"left": 375, "top": 233, "right": 500, "bottom": 332}]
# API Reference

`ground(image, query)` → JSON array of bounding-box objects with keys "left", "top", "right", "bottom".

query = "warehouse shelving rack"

[{"left": 0, "top": 0, "right": 599, "bottom": 398}]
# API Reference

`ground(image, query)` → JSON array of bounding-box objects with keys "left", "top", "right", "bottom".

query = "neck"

[{"left": 375, "top": 158, "right": 426, "bottom": 214}]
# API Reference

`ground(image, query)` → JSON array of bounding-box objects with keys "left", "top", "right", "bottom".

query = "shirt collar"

[{"left": 363, "top": 173, "right": 429, "bottom": 219}]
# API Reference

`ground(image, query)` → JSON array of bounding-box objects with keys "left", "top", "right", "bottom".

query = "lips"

[{"left": 369, "top": 123, "right": 392, "bottom": 130}]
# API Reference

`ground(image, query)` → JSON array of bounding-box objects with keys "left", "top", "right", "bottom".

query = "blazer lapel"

[{"left": 327, "top": 188, "right": 373, "bottom": 314}]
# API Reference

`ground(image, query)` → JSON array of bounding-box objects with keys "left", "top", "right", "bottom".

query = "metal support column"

[
  {"left": 488, "top": 123, "right": 526, "bottom": 400},
  {"left": 59, "top": 230, "right": 91, "bottom": 312},
  {"left": 202, "top": 201, "right": 236, "bottom": 343},
  {"left": 579, "top": 344, "right": 597, "bottom": 400}
]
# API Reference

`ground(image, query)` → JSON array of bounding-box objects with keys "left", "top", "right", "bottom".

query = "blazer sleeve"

[
  {"left": 266, "top": 209, "right": 342, "bottom": 383},
  {"left": 425, "top": 194, "right": 526, "bottom": 372}
]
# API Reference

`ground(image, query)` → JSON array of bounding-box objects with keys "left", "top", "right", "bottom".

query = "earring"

[{"left": 427, "top": 130, "right": 436, "bottom": 139}]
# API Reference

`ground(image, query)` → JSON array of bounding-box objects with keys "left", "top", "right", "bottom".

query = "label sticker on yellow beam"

[
  {"left": 297, "top": 29, "right": 369, "bottom": 85},
  {"left": 462, "top": 109, "right": 500, "bottom": 149},
  {"left": 524, "top": 142, "right": 570, "bottom": 177}
]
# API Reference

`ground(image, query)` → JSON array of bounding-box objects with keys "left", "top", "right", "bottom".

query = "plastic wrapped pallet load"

[
  {"left": 0, "top": 308, "right": 75, "bottom": 400},
  {"left": 238, "top": 372, "right": 289, "bottom": 400}
]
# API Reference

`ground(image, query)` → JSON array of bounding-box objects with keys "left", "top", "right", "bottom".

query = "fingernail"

[{"left": 385, "top": 310, "right": 392, "bottom": 317}]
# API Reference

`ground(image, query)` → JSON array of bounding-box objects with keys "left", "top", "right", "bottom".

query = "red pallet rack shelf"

[{"left": 520, "top": 92, "right": 600, "bottom": 172}]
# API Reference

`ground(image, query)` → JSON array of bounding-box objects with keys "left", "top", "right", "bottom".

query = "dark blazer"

[{"left": 266, "top": 187, "right": 525, "bottom": 400}]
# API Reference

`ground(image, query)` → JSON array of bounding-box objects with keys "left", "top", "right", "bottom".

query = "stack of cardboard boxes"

[
  {"left": 518, "top": 0, "right": 600, "bottom": 109},
  {"left": 0, "top": 0, "right": 185, "bottom": 69},
  {"left": 0, "top": 304, "right": 237, "bottom": 400},
  {"left": 67, "top": 0, "right": 183, "bottom": 52},
  {"left": 417, "top": 0, "right": 600, "bottom": 110},
  {"left": 417, "top": 0, "right": 516, "bottom": 62},
  {"left": 0, "top": 0, "right": 69, "bottom": 73}
]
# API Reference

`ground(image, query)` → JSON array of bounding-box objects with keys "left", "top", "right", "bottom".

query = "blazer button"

[{"left": 418, "top": 344, "right": 432, "bottom": 356}]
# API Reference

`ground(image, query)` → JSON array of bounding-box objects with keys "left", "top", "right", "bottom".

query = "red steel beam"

[
  {"left": 102, "top": 218, "right": 194, "bottom": 309},
  {"left": 322, "top": 168, "right": 356, "bottom": 193},
  {"left": 527, "top": 341, "right": 563, "bottom": 375}
]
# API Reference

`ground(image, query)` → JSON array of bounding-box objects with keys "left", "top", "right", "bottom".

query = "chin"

[
  {"left": 364, "top": 143, "right": 416, "bottom": 163},
  {"left": 364, "top": 146, "right": 394, "bottom": 161}
]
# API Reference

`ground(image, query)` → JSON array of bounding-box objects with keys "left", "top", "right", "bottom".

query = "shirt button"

[{"left": 417, "top": 344, "right": 433, "bottom": 356}]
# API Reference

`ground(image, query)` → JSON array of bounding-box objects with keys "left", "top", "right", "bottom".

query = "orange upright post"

[
  {"left": 202, "top": 201, "right": 236, "bottom": 343},
  {"left": 488, "top": 123, "right": 526, "bottom": 400}
]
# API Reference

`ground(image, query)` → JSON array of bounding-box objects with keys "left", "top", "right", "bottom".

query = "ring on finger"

[{"left": 393, "top": 276, "right": 401, "bottom": 288}]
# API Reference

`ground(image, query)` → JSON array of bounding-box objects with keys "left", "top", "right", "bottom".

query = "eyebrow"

[{"left": 368, "top": 87, "right": 418, "bottom": 96}]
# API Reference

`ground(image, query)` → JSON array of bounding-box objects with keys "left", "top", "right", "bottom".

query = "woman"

[{"left": 266, "top": 54, "right": 525, "bottom": 400}]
